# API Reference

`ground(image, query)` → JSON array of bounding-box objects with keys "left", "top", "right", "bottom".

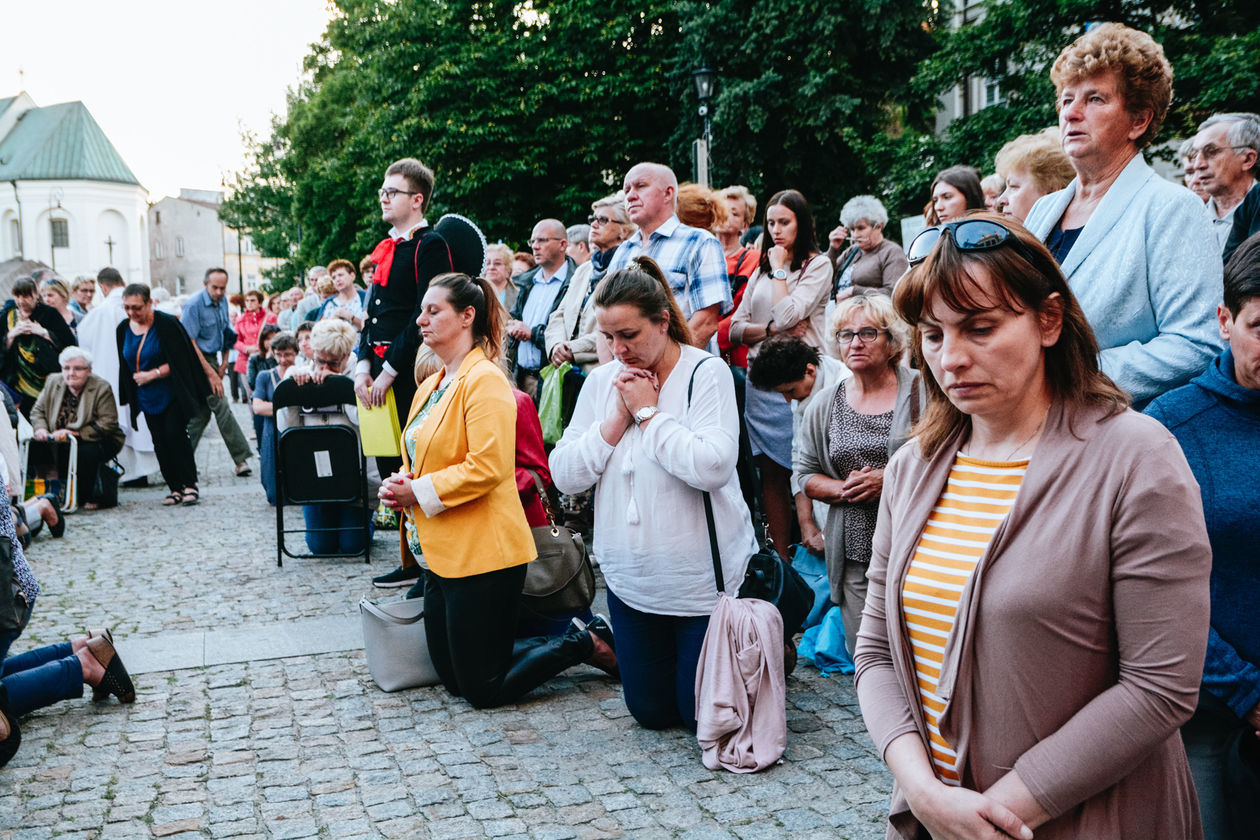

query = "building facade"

[
  {"left": 0, "top": 92, "right": 150, "bottom": 284},
  {"left": 149, "top": 189, "right": 277, "bottom": 295}
]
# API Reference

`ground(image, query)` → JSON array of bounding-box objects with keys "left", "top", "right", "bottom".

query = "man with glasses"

[
  {"left": 1190, "top": 113, "right": 1260, "bottom": 251},
  {"left": 505, "top": 218, "right": 575, "bottom": 402},
  {"left": 546, "top": 195, "right": 635, "bottom": 373}
]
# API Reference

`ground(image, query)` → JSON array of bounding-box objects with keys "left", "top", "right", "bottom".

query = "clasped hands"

[
  {"left": 378, "top": 470, "right": 416, "bottom": 510},
  {"left": 813, "top": 466, "right": 883, "bottom": 505},
  {"left": 609, "top": 367, "right": 659, "bottom": 422}
]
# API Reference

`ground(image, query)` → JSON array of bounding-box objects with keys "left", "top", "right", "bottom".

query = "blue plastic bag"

[
  {"left": 796, "top": 605, "right": 854, "bottom": 676},
  {"left": 790, "top": 544, "right": 831, "bottom": 631}
]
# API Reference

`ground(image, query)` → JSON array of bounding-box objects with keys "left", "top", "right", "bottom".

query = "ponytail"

[
  {"left": 593, "top": 256, "right": 693, "bottom": 347},
  {"left": 428, "top": 272, "right": 505, "bottom": 362}
]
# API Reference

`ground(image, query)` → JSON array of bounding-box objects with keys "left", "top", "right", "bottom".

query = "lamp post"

[{"left": 692, "top": 67, "right": 716, "bottom": 187}]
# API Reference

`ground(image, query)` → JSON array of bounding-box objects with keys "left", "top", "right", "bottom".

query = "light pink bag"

[{"left": 694, "top": 593, "right": 787, "bottom": 773}]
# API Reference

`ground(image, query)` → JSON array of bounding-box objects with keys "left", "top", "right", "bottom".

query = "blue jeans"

[
  {"left": 302, "top": 503, "right": 372, "bottom": 555},
  {"left": 0, "top": 601, "right": 83, "bottom": 718},
  {"left": 1182, "top": 690, "right": 1260, "bottom": 840},
  {"left": 606, "top": 588, "right": 710, "bottom": 731}
]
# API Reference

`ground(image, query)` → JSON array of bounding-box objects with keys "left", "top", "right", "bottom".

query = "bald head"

[
  {"left": 530, "top": 218, "right": 569, "bottom": 272},
  {"left": 623, "top": 163, "right": 678, "bottom": 235}
]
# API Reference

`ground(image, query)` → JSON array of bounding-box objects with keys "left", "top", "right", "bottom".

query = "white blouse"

[{"left": 549, "top": 345, "right": 757, "bottom": 616}]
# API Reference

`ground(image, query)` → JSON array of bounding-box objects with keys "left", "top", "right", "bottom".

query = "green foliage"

[{"left": 224, "top": 0, "right": 1260, "bottom": 268}]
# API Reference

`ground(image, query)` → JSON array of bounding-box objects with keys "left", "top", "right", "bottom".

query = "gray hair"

[
  {"left": 1199, "top": 112, "right": 1260, "bottom": 174},
  {"left": 58, "top": 346, "right": 93, "bottom": 367},
  {"left": 839, "top": 195, "right": 889, "bottom": 229},
  {"left": 566, "top": 224, "right": 591, "bottom": 246},
  {"left": 1178, "top": 136, "right": 1197, "bottom": 164}
]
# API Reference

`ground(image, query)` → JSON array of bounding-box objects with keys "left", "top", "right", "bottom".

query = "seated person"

[
  {"left": 251, "top": 332, "right": 299, "bottom": 506},
  {"left": 284, "top": 320, "right": 373, "bottom": 555},
  {"left": 29, "top": 347, "right": 125, "bottom": 510}
]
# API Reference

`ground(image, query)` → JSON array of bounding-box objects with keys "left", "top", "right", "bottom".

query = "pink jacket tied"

[{"left": 695, "top": 594, "right": 786, "bottom": 773}]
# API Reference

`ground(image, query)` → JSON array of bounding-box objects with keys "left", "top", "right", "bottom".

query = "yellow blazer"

[{"left": 400, "top": 346, "right": 535, "bottom": 578}]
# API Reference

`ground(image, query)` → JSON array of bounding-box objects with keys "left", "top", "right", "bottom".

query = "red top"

[
  {"left": 717, "top": 247, "right": 760, "bottom": 368},
  {"left": 513, "top": 389, "right": 550, "bottom": 528},
  {"left": 233, "top": 309, "right": 268, "bottom": 374}
]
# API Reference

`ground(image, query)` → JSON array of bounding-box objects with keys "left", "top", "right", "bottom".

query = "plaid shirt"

[{"left": 607, "top": 215, "right": 732, "bottom": 322}]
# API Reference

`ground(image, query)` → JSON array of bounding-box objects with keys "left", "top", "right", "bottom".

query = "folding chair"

[
  {"left": 20, "top": 434, "right": 79, "bottom": 513},
  {"left": 273, "top": 375, "right": 371, "bottom": 566}
]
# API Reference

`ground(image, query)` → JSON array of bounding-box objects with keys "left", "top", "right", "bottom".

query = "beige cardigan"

[
  {"left": 30, "top": 373, "right": 125, "bottom": 449},
  {"left": 855, "top": 401, "right": 1209, "bottom": 840}
]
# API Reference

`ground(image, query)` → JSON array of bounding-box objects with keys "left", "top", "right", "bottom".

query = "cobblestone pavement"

[{"left": 1, "top": 405, "right": 895, "bottom": 839}]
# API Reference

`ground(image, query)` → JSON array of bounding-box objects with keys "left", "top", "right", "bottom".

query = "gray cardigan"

[{"left": 793, "top": 365, "right": 920, "bottom": 604}]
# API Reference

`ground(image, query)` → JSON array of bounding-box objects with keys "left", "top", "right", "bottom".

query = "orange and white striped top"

[{"left": 902, "top": 454, "right": 1028, "bottom": 785}]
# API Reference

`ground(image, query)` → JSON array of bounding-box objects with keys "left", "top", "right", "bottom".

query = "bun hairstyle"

[
  {"left": 428, "top": 272, "right": 504, "bottom": 361},
  {"left": 593, "top": 256, "right": 693, "bottom": 347}
]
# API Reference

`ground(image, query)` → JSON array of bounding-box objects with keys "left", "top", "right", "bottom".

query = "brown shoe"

[
  {"left": 86, "top": 635, "right": 136, "bottom": 704},
  {"left": 86, "top": 629, "right": 114, "bottom": 702}
]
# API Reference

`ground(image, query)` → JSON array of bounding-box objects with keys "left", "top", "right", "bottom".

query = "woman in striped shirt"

[{"left": 855, "top": 214, "right": 1212, "bottom": 839}]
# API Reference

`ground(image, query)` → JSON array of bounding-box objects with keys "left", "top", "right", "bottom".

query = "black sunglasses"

[{"left": 907, "top": 219, "right": 1020, "bottom": 266}]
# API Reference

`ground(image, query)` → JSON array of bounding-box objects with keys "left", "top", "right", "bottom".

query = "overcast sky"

[{"left": 1, "top": 0, "right": 332, "bottom": 201}]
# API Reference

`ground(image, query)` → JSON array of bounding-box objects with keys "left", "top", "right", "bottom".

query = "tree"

[
  {"left": 666, "top": 0, "right": 942, "bottom": 236},
  {"left": 911, "top": 0, "right": 1260, "bottom": 209}
]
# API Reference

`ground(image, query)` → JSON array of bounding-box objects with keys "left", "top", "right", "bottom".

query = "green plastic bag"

[{"left": 538, "top": 361, "right": 570, "bottom": 445}]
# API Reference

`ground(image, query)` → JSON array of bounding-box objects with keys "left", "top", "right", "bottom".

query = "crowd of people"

[{"left": 0, "top": 20, "right": 1257, "bottom": 840}]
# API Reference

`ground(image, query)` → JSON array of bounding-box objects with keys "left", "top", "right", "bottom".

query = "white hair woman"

[
  {"left": 829, "top": 195, "right": 909, "bottom": 302},
  {"left": 29, "top": 346, "right": 126, "bottom": 510}
]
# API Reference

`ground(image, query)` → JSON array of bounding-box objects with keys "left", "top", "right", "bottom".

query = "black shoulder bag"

[{"left": 687, "top": 358, "right": 813, "bottom": 636}]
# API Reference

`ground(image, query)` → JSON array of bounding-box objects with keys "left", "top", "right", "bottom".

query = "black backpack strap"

[{"left": 686, "top": 355, "right": 728, "bottom": 594}]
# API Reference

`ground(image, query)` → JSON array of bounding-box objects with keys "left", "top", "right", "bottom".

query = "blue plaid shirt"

[
  {"left": 607, "top": 215, "right": 732, "bottom": 324},
  {"left": 180, "top": 288, "right": 231, "bottom": 354}
]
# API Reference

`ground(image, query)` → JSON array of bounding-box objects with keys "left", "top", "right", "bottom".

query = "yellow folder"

[{"left": 357, "top": 390, "right": 402, "bottom": 457}]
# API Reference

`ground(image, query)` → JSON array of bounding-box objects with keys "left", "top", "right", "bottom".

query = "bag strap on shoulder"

[{"left": 686, "top": 355, "right": 728, "bottom": 595}]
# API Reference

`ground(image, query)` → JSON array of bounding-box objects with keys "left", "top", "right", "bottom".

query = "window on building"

[
  {"left": 50, "top": 218, "right": 69, "bottom": 249},
  {"left": 8, "top": 220, "right": 18, "bottom": 257},
  {"left": 176, "top": 236, "right": 185, "bottom": 257},
  {"left": 155, "top": 240, "right": 164, "bottom": 259},
  {"left": 983, "top": 79, "right": 1003, "bottom": 108},
  {"left": 243, "top": 236, "right": 256, "bottom": 255},
  {"left": 176, "top": 276, "right": 186, "bottom": 295},
  {"left": 154, "top": 211, "right": 161, "bottom": 226}
]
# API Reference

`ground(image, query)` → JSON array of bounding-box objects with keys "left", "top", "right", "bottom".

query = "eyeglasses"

[
  {"left": 907, "top": 218, "right": 1020, "bottom": 266},
  {"left": 378, "top": 188, "right": 419, "bottom": 200},
  {"left": 587, "top": 214, "right": 616, "bottom": 226},
  {"left": 835, "top": 327, "right": 887, "bottom": 344},
  {"left": 1187, "top": 144, "right": 1251, "bottom": 163},
  {"left": 528, "top": 237, "right": 563, "bottom": 246}
]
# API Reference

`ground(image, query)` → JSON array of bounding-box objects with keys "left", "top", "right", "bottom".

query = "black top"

[
  {"left": 1224, "top": 181, "right": 1260, "bottom": 264},
  {"left": 356, "top": 227, "right": 453, "bottom": 377},
  {"left": 115, "top": 310, "right": 212, "bottom": 428},
  {"left": 0, "top": 299, "right": 77, "bottom": 385}
]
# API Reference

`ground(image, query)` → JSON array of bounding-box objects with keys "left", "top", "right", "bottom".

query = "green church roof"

[{"left": 0, "top": 100, "right": 141, "bottom": 186}]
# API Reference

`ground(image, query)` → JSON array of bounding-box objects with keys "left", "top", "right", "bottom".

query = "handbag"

[
  {"left": 94, "top": 458, "right": 125, "bottom": 509},
  {"left": 688, "top": 358, "right": 813, "bottom": 636},
  {"left": 520, "top": 470, "right": 595, "bottom": 618},
  {"left": 359, "top": 598, "right": 442, "bottom": 692},
  {"left": 0, "top": 532, "right": 29, "bottom": 635}
]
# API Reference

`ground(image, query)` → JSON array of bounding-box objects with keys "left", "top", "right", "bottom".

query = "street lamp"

[{"left": 692, "top": 67, "right": 716, "bottom": 187}]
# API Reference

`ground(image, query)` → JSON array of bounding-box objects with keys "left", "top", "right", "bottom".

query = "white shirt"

[{"left": 549, "top": 345, "right": 757, "bottom": 616}]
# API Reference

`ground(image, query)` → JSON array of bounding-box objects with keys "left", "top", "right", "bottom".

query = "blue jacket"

[
  {"left": 1024, "top": 154, "right": 1223, "bottom": 406},
  {"left": 1146, "top": 349, "right": 1260, "bottom": 718}
]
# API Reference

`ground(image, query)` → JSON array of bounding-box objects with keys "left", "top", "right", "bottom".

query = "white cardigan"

[
  {"left": 549, "top": 345, "right": 757, "bottom": 616},
  {"left": 1023, "top": 153, "right": 1223, "bottom": 405}
]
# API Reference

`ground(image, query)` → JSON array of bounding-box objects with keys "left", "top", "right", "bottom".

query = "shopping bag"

[{"left": 538, "top": 362, "right": 570, "bottom": 445}]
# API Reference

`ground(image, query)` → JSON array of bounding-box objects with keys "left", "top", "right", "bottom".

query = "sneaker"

[
  {"left": 372, "top": 565, "right": 422, "bottom": 589},
  {"left": 404, "top": 574, "right": 426, "bottom": 600}
]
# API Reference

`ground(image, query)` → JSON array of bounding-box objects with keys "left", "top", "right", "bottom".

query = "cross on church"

[{"left": 104, "top": 235, "right": 116, "bottom": 263}]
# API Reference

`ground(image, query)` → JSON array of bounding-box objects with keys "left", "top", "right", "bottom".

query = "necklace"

[{"left": 1002, "top": 414, "right": 1046, "bottom": 461}]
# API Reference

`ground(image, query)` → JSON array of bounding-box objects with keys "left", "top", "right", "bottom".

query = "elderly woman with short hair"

[
  {"left": 994, "top": 128, "right": 1077, "bottom": 224},
  {"left": 29, "top": 347, "right": 126, "bottom": 510},
  {"left": 483, "top": 243, "right": 519, "bottom": 311},
  {"left": 1022, "top": 23, "right": 1223, "bottom": 406},
  {"left": 828, "top": 195, "right": 909, "bottom": 302}
]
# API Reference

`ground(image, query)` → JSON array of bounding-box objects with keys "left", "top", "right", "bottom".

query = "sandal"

[
  {"left": 0, "top": 683, "right": 19, "bottom": 768},
  {"left": 86, "top": 636, "right": 136, "bottom": 704},
  {"left": 86, "top": 629, "right": 114, "bottom": 702},
  {"left": 180, "top": 489, "right": 200, "bottom": 506},
  {"left": 162, "top": 492, "right": 183, "bottom": 506}
]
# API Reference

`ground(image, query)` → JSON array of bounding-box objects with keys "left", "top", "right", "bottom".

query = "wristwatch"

[
  {"left": 634, "top": 405, "right": 660, "bottom": 425},
  {"left": 771, "top": 268, "right": 788, "bottom": 280}
]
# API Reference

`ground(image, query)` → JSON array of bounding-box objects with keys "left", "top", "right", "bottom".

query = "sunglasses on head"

[{"left": 907, "top": 219, "right": 1021, "bottom": 266}]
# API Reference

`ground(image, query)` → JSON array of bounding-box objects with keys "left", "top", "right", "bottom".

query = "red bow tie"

[{"left": 369, "top": 236, "right": 400, "bottom": 287}]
